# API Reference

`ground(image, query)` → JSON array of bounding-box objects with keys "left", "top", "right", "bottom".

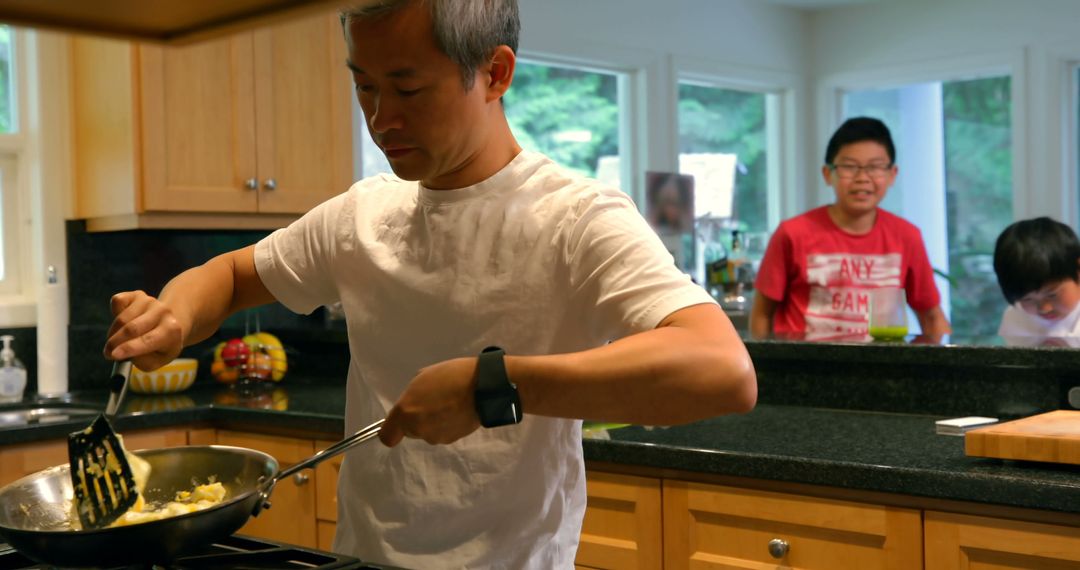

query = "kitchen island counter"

[{"left": 1, "top": 382, "right": 1076, "bottom": 518}]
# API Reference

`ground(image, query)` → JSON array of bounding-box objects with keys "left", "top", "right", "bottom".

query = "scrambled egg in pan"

[
  {"left": 109, "top": 481, "right": 227, "bottom": 527},
  {"left": 68, "top": 435, "right": 228, "bottom": 529}
]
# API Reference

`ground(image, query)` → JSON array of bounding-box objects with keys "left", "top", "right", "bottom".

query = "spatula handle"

[{"left": 105, "top": 360, "right": 132, "bottom": 418}]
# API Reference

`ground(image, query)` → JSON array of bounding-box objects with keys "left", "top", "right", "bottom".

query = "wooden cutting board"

[{"left": 965, "top": 410, "right": 1080, "bottom": 465}]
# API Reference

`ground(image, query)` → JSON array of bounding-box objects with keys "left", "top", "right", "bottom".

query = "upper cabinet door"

[
  {"left": 252, "top": 14, "right": 354, "bottom": 214},
  {"left": 139, "top": 35, "right": 259, "bottom": 213}
]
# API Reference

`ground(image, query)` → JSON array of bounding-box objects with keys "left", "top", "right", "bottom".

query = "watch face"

[{"left": 477, "top": 395, "right": 520, "bottom": 428}]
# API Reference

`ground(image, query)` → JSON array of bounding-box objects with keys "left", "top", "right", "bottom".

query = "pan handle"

[{"left": 252, "top": 418, "right": 384, "bottom": 516}]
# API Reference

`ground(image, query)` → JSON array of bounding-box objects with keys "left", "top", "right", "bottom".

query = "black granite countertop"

[
  {"left": 585, "top": 405, "right": 1080, "bottom": 515},
  {"left": 1, "top": 381, "right": 1077, "bottom": 516},
  {"left": 0, "top": 382, "right": 347, "bottom": 445}
]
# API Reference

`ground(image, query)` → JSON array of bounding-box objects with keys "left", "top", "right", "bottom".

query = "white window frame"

[
  {"left": 0, "top": 28, "right": 34, "bottom": 323},
  {"left": 0, "top": 28, "right": 72, "bottom": 330},
  {"left": 518, "top": 37, "right": 659, "bottom": 206},
  {"left": 510, "top": 50, "right": 636, "bottom": 200},
  {"left": 816, "top": 49, "right": 1025, "bottom": 218},
  {"left": 509, "top": 55, "right": 630, "bottom": 185},
  {"left": 1043, "top": 40, "right": 1080, "bottom": 229},
  {"left": 819, "top": 50, "right": 1024, "bottom": 333},
  {"left": 673, "top": 55, "right": 801, "bottom": 232}
]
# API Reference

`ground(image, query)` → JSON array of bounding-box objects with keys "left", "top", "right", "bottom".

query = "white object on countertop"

[
  {"left": 936, "top": 416, "right": 999, "bottom": 436},
  {"left": 36, "top": 273, "right": 68, "bottom": 397},
  {"left": 0, "top": 335, "right": 27, "bottom": 402}
]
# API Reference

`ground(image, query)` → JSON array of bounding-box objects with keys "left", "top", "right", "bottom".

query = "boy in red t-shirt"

[{"left": 750, "top": 117, "right": 951, "bottom": 340}]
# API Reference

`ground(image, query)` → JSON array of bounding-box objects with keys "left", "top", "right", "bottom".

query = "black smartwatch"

[{"left": 474, "top": 346, "right": 523, "bottom": 428}]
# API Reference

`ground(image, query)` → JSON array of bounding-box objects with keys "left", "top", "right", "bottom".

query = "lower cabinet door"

[
  {"left": 925, "top": 511, "right": 1080, "bottom": 569},
  {"left": 0, "top": 427, "right": 190, "bottom": 487},
  {"left": 315, "top": 439, "right": 343, "bottom": 551},
  {"left": 216, "top": 431, "right": 317, "bottom": 548},
  {"left": 663, "top": 480, "right": 923, "bottom": 569},
  {"left": 575, "top": 471, "right": 662, "bottom": 570}
]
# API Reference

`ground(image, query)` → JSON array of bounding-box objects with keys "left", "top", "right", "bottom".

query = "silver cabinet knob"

[
  {"left": 768, "top": 538, "right": 789, "bottom": 559},
  {"left": 244, "top": 178, "right": 258, "bottom": 190},
  {"left": 293, "top": 472, "right": 309, "bottom": 485},
  {"left": 263, "top": 178, "right": 277, "bottom": 191}
]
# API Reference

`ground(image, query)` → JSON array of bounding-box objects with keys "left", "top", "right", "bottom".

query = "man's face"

[
  {"left": 1017, "top": 277, "right": 1080, "bottom": 321},
  {"left": 823, "top": 141, "right": 897, "bottom": 217},
  {"left": 345, "top": 3, "right": 491, "bottom": 189}
]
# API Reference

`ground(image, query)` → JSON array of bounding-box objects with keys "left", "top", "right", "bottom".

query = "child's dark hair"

[
  {"left": 993, "top": 217, "right": 1080, "bottom": 304},
  {"left": 824, "top": 117, "right": 896, "bottom": 165}
]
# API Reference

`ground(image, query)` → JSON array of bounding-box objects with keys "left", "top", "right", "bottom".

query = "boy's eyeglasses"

[{"left": 828, "top": 163, "right": 893, "bottom": 180}]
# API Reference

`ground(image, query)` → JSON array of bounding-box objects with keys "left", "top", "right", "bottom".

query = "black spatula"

[{"left": 68, "top": 360, "right": 137, "bottom": 529}]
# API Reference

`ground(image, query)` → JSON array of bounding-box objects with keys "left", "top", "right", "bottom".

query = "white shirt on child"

[{"left": 998, "top": 301, "right": 1080, "bottom": 341}]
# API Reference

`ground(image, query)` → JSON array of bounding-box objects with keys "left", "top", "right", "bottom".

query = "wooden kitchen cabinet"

[
  {"left": 575, "top": 471, "right": 662, "bottom": 570},
  {"left": 315, "top": 438, "right": 344, "bottom": 551},
  {"left": 70, "top": 10, "right": 353, "bottom": 231},
  {"left": 662, "top": 480, "right": 923, "bottom": 570},
  {"left": 0, "top": 426, "right": 191, "bottom": 487},
  {"left": 216, "top": 430, "right": 319, "bottom": 548},
  {"left": 924, "top": 511, "right": 1080, "bottom": 569}
]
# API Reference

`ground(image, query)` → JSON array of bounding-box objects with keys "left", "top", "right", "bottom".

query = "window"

[
  {"left": 1076, "top": 65, "right": 1080, "bottom": 217},
  {"left": 352, "top": 97, "right": 392, "bottom": 180},
  {"left": 677, "top": 83, "right": 769, "bottom": 234},
  {"left": 353, "top": 60, "right": 625, "bottom": 190},
  {"left": 504, "top": 60, "right": 622, "bottom": 188},
  {"left": 843, "top": 75, "right": 1013, "bottom": 336},
  {"left": 0, "top": 26, "right": 14, "bottom": 134},
  {"left": 0, "top": 25, "right": 20, "bottom": 297}
]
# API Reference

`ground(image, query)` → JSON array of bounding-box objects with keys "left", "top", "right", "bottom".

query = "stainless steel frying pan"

[{"left": 0, "top": 419, "right": 383, "bottom": 567}]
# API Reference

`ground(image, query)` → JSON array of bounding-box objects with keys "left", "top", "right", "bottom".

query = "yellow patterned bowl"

[{"left": 130, "top": 358, "right": 198, "bottom": 394}]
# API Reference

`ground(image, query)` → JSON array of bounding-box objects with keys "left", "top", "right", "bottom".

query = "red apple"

[{"left": 221, "top": 338, "right": 251, "bottom": 368}]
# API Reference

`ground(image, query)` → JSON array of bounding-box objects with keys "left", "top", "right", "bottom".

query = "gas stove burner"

[{"left": 0, "top": 535, "right": 402, "bottom": 570}]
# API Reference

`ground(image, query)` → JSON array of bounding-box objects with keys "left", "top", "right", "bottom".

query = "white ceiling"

[{"left": 761, "top": 0, "right": 885, "bottom": 10}]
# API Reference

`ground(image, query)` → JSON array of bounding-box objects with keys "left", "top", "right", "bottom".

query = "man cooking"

[{"left": 102, "top": 0, "right": 757, "bottom": 567}]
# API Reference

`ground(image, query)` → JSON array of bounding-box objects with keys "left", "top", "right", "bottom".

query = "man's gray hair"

[{"left": 341, "top": 0, "right": 520, "bottom": 88}]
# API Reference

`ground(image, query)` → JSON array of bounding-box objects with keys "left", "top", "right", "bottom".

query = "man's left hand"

[{"left": 379, "top": 356, "right": 481, "bottom": 447}]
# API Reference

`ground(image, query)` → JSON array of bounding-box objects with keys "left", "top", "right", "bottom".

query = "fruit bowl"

[
  {"left": 211, "top": 332, "right": 288, "bottom": 385},
  {"left": 130, "top": 358, "right": 198, "bottom": 394}
]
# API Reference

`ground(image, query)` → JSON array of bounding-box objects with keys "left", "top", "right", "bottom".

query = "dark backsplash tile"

[{"left": 65, "top": 220, "right": 343, "bottom": 390}]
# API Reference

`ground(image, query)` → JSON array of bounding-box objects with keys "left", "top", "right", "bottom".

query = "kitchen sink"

[{"left": 0, "top": 403, "right": 101, "bottom": 428}]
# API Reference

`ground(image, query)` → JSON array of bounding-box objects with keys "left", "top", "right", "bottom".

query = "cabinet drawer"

[
  {"left": 663, "top": 480, "right": 923, "bottom": 570},
  {"left": 0, "top": 427, "right": 191, "bottom": 487},
  {"left": 122, "top": 427, "right": 189, "bottom": 451},
  {"left": 317, "top": 520, "right": 336, "bottom": 552},
  {"left": 925, "top": 511, "right": 1080, "bottom": 569},
  {"left": 217, "top": 431, "right": 314, "bottom": 463},
  {"left": 315, "top": 439, "right": 343, "bottom": 523},
  {"left": 0, "top": 439, "right": 67, "bottom": 487},
  {"left": 576, "top": 471, "right": 662, "bottom": 570},
  {"left": 216, "top": 431, "right": 317, "bottom": 547}
]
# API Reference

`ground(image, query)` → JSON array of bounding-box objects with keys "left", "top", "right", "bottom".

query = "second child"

[{"left": 993, "top": 217, "right": 1080, "bottom": 338}]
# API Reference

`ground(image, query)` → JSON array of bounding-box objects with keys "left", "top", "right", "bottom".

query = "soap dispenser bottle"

[{"left": 0, "top": 334, "right": 27, "bottom": 402}]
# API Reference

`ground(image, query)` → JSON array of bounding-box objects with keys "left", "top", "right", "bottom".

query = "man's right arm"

[{"left": 103, "top": 245, "right": 275, "bottom": 371}]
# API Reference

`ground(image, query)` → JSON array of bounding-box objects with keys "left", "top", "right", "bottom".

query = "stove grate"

[{"left": 0, "top": 535, "right": 396, "bottom": 570}]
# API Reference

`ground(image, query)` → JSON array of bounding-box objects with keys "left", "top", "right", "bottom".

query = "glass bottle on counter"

[{"left": 700, "top": 219, "right": 728, "bottom": 301}]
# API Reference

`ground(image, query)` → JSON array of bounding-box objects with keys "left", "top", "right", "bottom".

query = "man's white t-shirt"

[
  {"left": 254, "top": 151, "right": 714, "bottom": 568},
  {"left": 998, "top": 301, "right": 1080, "bottom": 341}
]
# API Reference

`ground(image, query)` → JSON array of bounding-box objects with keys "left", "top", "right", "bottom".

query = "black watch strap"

[{"left": 474, "top": 346, "right": 523, "bottom": 428}]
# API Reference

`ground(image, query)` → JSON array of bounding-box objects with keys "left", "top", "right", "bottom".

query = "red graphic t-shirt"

[{"left": 754, "top": 206, "right": 941, "bottom": 339}]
